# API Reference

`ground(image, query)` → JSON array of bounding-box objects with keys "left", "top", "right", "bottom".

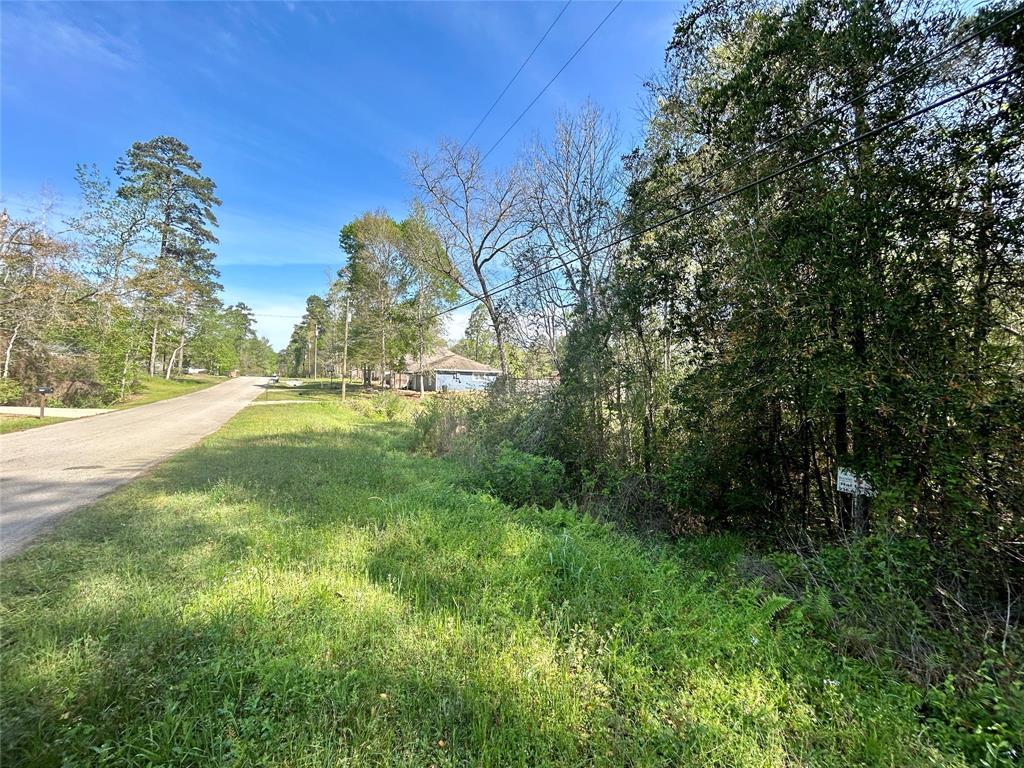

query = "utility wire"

[
  {"left": 460, "top": 0, "right": 572, "bottom": 153},
  {"left": 432, "top": 65, "right": 1021, "bottom": 321},
  {"left": 605, "top": 4, "right": 1024, "bottom": 213},
  {"left": 444, "top": 6, "right": 1024, "bottom": 317},
  {"left": 480, "top": 0, "right": 623, "bottom": 162}
]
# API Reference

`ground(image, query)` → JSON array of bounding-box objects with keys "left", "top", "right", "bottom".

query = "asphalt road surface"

[{"left": 0, "top": 376, "right": 267, "bottom": 559}]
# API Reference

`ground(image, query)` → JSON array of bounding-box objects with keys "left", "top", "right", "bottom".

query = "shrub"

[
  {"left": 0, "top": 378, "right": 23, "bottom": 405},
  {"left": 350, "top": 391, "right": 416, "bottom": 422},
  {"left": 372, "top": 391, "right": 413, "bottom": 422},
  {"left": 414, "top": 394, "right": 480, "bottom": 455},
  {"left": 482, "top": 441, "right": 566, "bottom": 508}
]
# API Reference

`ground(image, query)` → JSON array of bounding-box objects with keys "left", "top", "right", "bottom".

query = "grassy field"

[
  {"left": 114, "top": 374, "right": 222, "bottom": 408},
  {"left": 0, "top": 415, "right": 71, "bottom": 434},
  {"left": 0, "top": 399, "right": 983, "bottom": 766},
  {"left": 258, "top": 378, "right": 367, "bottom": 401}
]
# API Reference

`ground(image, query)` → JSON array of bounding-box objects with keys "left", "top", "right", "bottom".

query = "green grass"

[
  {"left": 0, "top": 415, "right": 71, "bottom": 434},
  {"left": 259, "top": 378, "right": 366, "bottom": 401},
  {"left": 114, "top": 374, "right": 222, "bottom": 408},
  {"left": 0, "top": 402, "right": 979, "bottom": 766}
]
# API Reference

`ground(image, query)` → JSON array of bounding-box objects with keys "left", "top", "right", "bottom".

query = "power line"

[
  {"left": 480, "top": 0, "right": 623, "bottom": 162},
  {"left": 460, "top": 0, "right": 572, "bottom": 153},
  {"left": 444, "top": 5, "right": 1024, "bottom": 317},
  {"left": 432, "top": 65, "right": 1021, "bottom": 321},
  {"left": 607, "top": 4, "right": 1024, "bottom": 212}
]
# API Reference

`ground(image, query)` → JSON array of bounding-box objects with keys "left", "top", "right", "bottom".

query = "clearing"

[{"left": 0, "top": 398, "right": 974, "bottom": 766}]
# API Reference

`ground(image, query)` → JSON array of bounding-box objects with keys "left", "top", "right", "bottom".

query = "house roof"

[
  {"left": 407, "top": 351, "right": 500, "bottom": 374},
  {"left": 402, "top": 346, "right": 452, "bottom": 372}
]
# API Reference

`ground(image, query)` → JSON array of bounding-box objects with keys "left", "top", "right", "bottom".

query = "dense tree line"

[
  {"left": 408, "top": 0, "right": 1023, "bottom": 597},
  {"left": 604, "top": 0, "right": 1023, "bottom": 581},
  {"left": 0, "top": 137, "right": 275, "bottom": 406},
  {"left": 398, "top": 4, "right": 1023, "bottom": 748}
]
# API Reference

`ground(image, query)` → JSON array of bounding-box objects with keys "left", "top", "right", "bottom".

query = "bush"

[
  {"left": 375, "top": 392, "right": 414, "bottom": 422},
  {"left": 0, "top": 378, "right": 23, "bottom": 405},
  {"left": 413, "top": 394, "right": 481, "bottom": 455},
  {"left": 482, "top": 441, "right": 566, "bottom": 508},
  {"left": 350, "top": 391, "right": 417, "bottom": 422}
]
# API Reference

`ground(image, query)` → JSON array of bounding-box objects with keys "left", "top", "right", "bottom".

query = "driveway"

[{"left": 0, "top": 376, "right": 267, "bottom": 559}]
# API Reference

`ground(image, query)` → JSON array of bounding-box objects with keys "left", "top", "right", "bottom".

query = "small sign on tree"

[{"left": 836, "top": 467, "right": 875, "bottom": 497}]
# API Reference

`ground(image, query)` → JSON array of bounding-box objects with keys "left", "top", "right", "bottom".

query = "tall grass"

[{"left": 0, "top": 401, "right": 1010, "bottom": 766}]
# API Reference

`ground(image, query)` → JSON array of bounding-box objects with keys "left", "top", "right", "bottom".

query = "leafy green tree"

[
  {"left": 603, "top": 0, "right": 1024, "bottom": 580},
  {"left": 400, "top": 203, "right": 458, "bottom": 392},
  {"left": 115, "top": 136, "right": 221, "bottom": 377},
  {"left": 340, "top": 211, "right": 412, "bottom": 384},
  {"left": 453, "top": 304, "right": 500, "bottom": 366}
]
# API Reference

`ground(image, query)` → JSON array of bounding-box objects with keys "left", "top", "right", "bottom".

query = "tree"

[
  {"left": 412, "top": 141, "right": 532, "bottom": 375},
  {"left": 0, "top": 211, "right": 84, "bottom": 386},
  {"left": 324, "top": 268, "right": 353, "bottom": 397},
  {"left": 452, "top": 304, "right": 499, "bottom": 366},
  {"left": 400, "top": 203, "right": 458, "bottom": 394},
  {"left": 604, "top": 0, "right": 1024, "bottom": 565},
  {"left": 115, "top": 136, "right": 221, "bottom": 376},
  {"left": 341, "top": 211, "right": 411, "bottom": 385},
  {"left": 520, "top": 102, "right": 622, "bottom": 323},
  {"left": 68, "top": 164, "right": 154, "bottom": 397},
  {"left": 516, "top": 103, "right": 625, "bottom": 462}
]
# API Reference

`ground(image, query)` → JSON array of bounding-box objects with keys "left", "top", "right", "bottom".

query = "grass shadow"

[{"left": 0, "top": 402, "right": 958, "bottom": 767}]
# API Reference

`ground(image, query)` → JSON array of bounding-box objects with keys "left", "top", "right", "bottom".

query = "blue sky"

[{"left": 1, "top": 1, "right": 681, "bottom": 347}]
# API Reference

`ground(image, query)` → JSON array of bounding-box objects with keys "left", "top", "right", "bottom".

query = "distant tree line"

[{"left": 0, "top": 136, "right": 276, "bottom": 406}]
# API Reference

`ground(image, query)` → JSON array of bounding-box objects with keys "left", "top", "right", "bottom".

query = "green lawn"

[
  {"left": 259, "top": 378, "right": 366, "bottom": 401},
  {"left": 114, "top": 374, "right": 223, "bottom": 408},
  {"left": 0, "top": 402, "right": 973, "bottom": 766},
  {"left": 0, "top": 415, "right": 71, "bottom": 434}
]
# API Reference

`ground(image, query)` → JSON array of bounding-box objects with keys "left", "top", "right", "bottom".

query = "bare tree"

[
  {"left": 520, "top": 103, "right": 623, "bottom": 324},
  {"left": 411, "top": 140, "right": 532, "bottom": 375}
]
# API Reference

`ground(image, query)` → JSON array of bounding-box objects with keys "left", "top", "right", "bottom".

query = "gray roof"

[{"left": 407, "top": 351, "right": 500, "bottom": 374}]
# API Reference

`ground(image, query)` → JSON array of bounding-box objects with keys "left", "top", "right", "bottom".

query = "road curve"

[{"left": 0, "top": 376, "right": 267, "bottom": 559}]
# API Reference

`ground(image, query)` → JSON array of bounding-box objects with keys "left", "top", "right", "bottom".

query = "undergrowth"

[{"left": 1, "top": 401, "right": 1020, "bottom": 766}]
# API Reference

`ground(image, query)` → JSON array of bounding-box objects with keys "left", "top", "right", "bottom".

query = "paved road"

[{"left": 0, "top": 376, "right": 267, "bottom": 559}]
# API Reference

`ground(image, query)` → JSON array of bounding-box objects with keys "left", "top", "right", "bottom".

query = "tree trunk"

[
  {"left": 418, "top": 280, "right": 425, "bottom": 397},
  {"left": 177, "top": 328, "right": 186, "bottom": 377},
  {"left": 166, "top": 346, "right": 178, "bottom": 380},
  {"left": 149, "top": 320, "right": 159, "bottom": 376},
  {"left": 119, "top": 348, "right": 133, "bottom": 400},
  {"left": 341, "top": 296, "right": 350, "bottom": 400},
  {"left": 2, "top": 324, "right": 19, "bottom": 379},
  {"left": 379, "top": 322, "right": 386, "bottom": 389}
]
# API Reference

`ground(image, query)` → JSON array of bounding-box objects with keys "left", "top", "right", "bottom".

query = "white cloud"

[
  {"left": 443, "top": 304, "right": 474, "bottom": 344},
  {"left": 2, "top": 4, "right": 139, "bottom": 72}
]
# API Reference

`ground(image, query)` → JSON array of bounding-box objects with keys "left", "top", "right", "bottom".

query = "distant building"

[{"left": 404, "top": 349, "right": 500, "bottom": 392}]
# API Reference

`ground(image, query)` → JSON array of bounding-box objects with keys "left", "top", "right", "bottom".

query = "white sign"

[{"left": 837, "top": 467, "right": 876, "bottom": 496}]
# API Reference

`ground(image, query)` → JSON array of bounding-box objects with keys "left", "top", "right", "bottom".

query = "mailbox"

[{"left": 35, "top": 386, "right": 53, "bottom": 419}]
